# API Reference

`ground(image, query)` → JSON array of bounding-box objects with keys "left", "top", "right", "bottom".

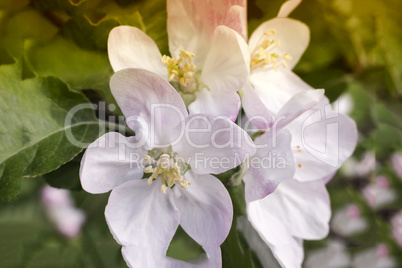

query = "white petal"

[
  {"left": 256, "top": 179, "right": 331, "bottom": 240},
  {"left": 201, "top": 25, "right": 250, "bottom": 93},
  {"left": 248, "top": 201, "right": 304, "bottom": 268},
  {"left": 241, "top": 82, "right": 275, "bottom": 130},
  {"left": 277, "top": 0, "right": 302, "bottom": 18},
  {"left": 173, "top": 171, "right": 233, "bottom": 252},
  {"left": 237, "top": 216, "right": 281, "bottom": 268},
  {"left": 243, "top": 129, "right": 295, "bottom": 202},
  {"left": 123, "top": 242, "right": 222, "bottom": 267},
  {"left": 188, "top": 87, "right": 241, "bottom": 121},
  {"left": 80, "top": 132, "right": 146, "bottom": 194},
  {"left": 172, "top": 114, "right": 256, "bottom": 174},
  {"left": 110, "top": 68, "right": 188, "bottom": 148},
  {"left": 242, "top": 85, "right": 324, "bottom": 131},
  {"left": 105, "top": 179, "right": 180, "bottom": 252},
  {"left": 286, "top": 98, "right": 358, "bottom": 181},
  {"left": 250, "top": 70, "right": 312, "bottom": 114},
  {"left": 108, "top": 26, "right": 167, "bottom": 77},
  {"left": 249, "top": 18, "right": 309, "bottom": 70},
  {"left": 275, "top": 89, "right": 325, "bottom": 129},
  {"left": 122, "top": 245, "right": 166, "bottom": 268}
]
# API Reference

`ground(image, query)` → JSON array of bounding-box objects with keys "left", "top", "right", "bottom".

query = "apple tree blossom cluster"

[{"left": 79, "top": 0, "right": 358, "bottom": 267}]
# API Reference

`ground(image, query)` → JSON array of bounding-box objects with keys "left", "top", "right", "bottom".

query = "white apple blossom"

[
  {"left": 331, "top": 204, "right": 368, "bottom": 236},
  {"left": 80, "top": 68, "right": 255, "bottom": 267},
  {"left": 391, "top": 153, "right": 402, "bottom": 180},
  {"left": 351, "top": 244, "right": 396, "bottom": 268},
  {"left": 362, "top": 175, "right": 396, "bottom": 209},
  {"left": 391, "top": 210, "right": 402, "bottom": 247},
  {"left": 341, "top": 152, "right": 376, "bottom": 178},
  {"left": 41, "top": 185, "right": 85, "bottom": 238},
  {"left": 304, "top": 240, "right": 351, "bottom": 268},
  {"left": 108, "top": 0, "right": 250, "bottom": 121},
  {"left": 240, "top": 0, "right": 357, "bottom": 183}
]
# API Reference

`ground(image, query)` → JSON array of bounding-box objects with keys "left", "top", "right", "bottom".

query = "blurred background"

[{"left": 0, "top": 0, "right": 401, "bottom": 267}]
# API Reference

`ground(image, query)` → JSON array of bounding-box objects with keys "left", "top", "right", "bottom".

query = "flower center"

[
  {"left": 161, "top": 50, "right": 197, "bottom": 88},
  {"left": 143, "top": 152, "right": 191, "bottom": 194},
  {"left": 250, "top": 30, "right": 292, "bottom": 72}
]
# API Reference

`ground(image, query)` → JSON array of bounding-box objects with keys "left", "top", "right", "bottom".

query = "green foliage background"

[{"left": 0, "top": 0, "right": 401, "bottom": 267}]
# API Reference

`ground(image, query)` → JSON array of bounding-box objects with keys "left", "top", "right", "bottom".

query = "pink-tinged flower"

[
  {"left": 341, "top": 152, "right": 376, "bottom": 178},
  {"left": 304, "top": 240, "right": 351, "bottom": 268},
  {"left": 391, "top": 210, "right": 402, "bottom": 247},
  {"left": 108, "top": 0, "right": 249, "bottom": 121},
  {"left": 391, "top": 153, "right": 402, "bottom": 180},
  {"left": 247, "top": 178, "right": 331, "bottom": 268},
  {"left": 331, "top": 204, "right": 367, "bottom": 236},
  {"left": 80, "top": 69, "right": 255, "bottom": 267},
  {"left": 351, "top": 244, "right": 396, "bottom": 268},
  {"left": 41, "top": 185, "right": 85, "bottom": 238},
  {"left": 362, "top": 176, "right": 396, "bottom": 209}
]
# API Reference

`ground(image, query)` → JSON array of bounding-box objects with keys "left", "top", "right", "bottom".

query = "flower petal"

[
  {"left": 108, "top": 26, "right": 167, "bottom": 77},
  {"left": 249, "top": 18, "right": 309, "bottom": 70},
  {"left": 167, "top": 0, "right": 247, "bottom": 64},
  {"left": 275, "top": 89, "right": 324, "bottom": 129},
  {"left": 277, "top": 0, "right": 302, "bottom": 18},
  {"left": 250, "top": 69, "right": 312, "bottom": 114},
  {"left": 243, "top": 129, "right": 295, "bottom": 203},
  {"left": 286, "top": 98, "right": 358, "bottom": 181},
  {"left": 247, "top": 201, "right": 304, "bottom": 268},
  {"left": 256, "top": 179, "right": 331, "bottom": 240},
  {"left": 122, "top": 245, "right": 221, "bottom": 268},
  {"left": 237, "top": 216, "right": 282, "bottom": 268},
  {"left": 188, "top": 87, "right": 241, "bottom": 121},
  {"left": 105, "top": 179, "right": 180, "bottom": 252},
  {"left": 242, "top": 85, "right": 324, "bottom": 131},
  {"left": 122, "top": 245, "right": 166, "bottom": 268},
  {"left": 200, "top": 25, "right": 250, "bottom": 93},
  {"left": 241, "top": 82, "right": 275, "bottom": 130},
  {"left": 172, "top": 114, "right": 256, "bottom": 174},
  {"left": 173, "top": 171, "right": 233, "bottom": 252},
  {"left": 110, "top": 68, "right": 188, "bottom": 148},
  {"left": 80, "top": 132, "right": 146, "bottom": 194}
]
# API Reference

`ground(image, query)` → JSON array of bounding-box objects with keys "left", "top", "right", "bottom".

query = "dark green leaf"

[{"left": 0, "top": 63, "right": 101, "bottom": 202}]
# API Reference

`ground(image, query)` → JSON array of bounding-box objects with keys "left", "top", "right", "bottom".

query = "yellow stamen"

[
  {"left": 161, "top": 184, "right": 167, "bottom": 194},
  {"left": 161, "top": 50, "right": 196, "bottom": 87},
  {"left": 144, "top": 165, "right": 154, "bottom": 173},
  {"left": 250, "top": 30, "right": 292, "bottom": 72}
]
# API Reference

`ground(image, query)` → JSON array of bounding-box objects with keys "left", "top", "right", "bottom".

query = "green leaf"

[
  {"left": 61, "top": 16, "right": 119, "bottom": 51},
  {"left": 0, "top": 63, "right": 101, "bottom": 202},
  {"left": 102, "top": 0, "right": 169, "bottom": 55},
  {"left": 1, "top": 8, "right": 59, "bottom": 59},
  {"left": 24, "top": 36, "right": 115, "bottom": 105}
]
